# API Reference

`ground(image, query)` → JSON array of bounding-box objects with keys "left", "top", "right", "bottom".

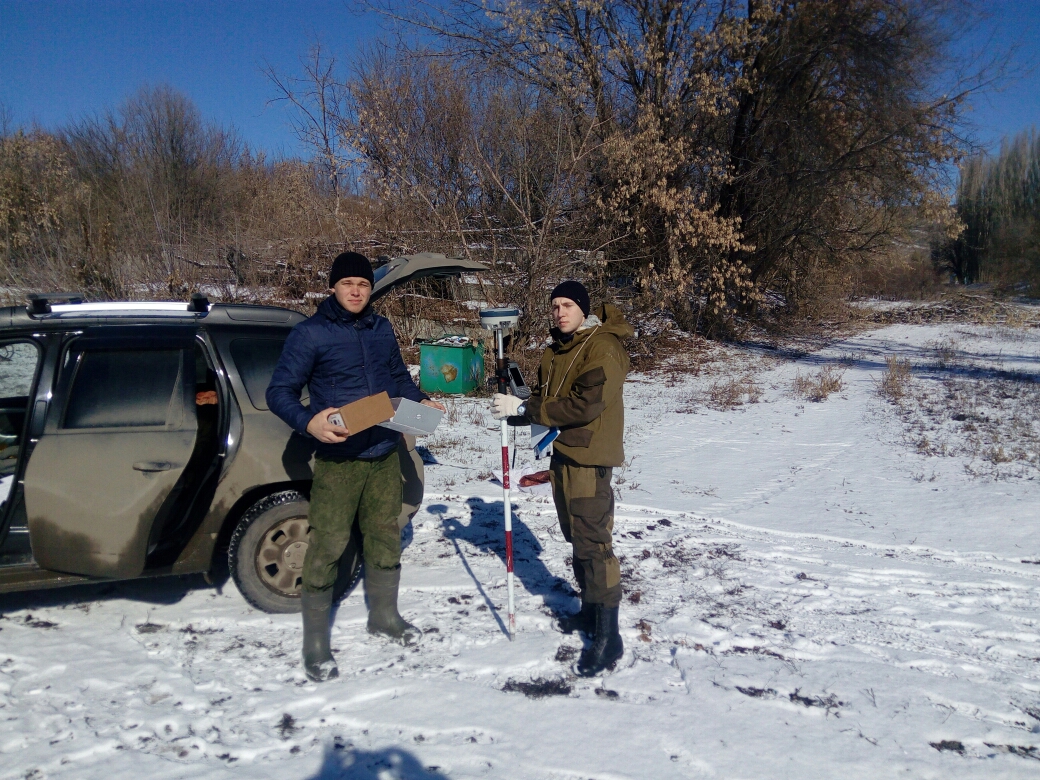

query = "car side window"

[
  {"left": 63, "top": 349, "right": 183, "bottom": 429},
  {"left": 229, "top": 338, "right": 290, "bottom": 411},
  {"left": 0, "top": 342, "right": 39, "bottom": 399},
  {"left": 0, "top": 342, "right": 41, "bottom": 489}
]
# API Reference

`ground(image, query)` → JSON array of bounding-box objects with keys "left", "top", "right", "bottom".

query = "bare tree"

[
  {"left": 341, "top": 48, "right": 617, "bottom": 347},
  {"left": 265, "top": 43, "right": 354, "bottom": 216}
]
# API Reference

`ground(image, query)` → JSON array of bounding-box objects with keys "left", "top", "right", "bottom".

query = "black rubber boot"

[
  {"left": 365, "top": 565, "right": 422, "bottom": 646},
  {"left": 554, "top": 599, "right": 595, "bottom": 635},
  {"left": 575, "top": 604, "right": 623, "bottom": 677},
  {"left": 301, "top": 589, "right": 339, "bottom": 682}
]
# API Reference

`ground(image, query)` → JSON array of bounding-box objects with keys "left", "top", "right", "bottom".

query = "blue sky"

[
  {"left": 953, "top": 0, "right": 1040, "bottom": 150},
  {"left": 0, "top": 0, "right": 382, "bottom": 157},
  {"left": 1, "top": 0, "right": 1037, "bottom": 157}
]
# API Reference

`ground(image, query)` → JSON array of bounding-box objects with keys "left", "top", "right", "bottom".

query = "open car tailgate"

[{"left": 371, "top": 253, "right": 487, "bottom": 302}]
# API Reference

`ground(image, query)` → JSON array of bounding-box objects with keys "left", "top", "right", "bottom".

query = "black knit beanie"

[
  {"left": 550, "top": 280, "right": 590, "bottom": 317},
  {"left": 329, "top": 251, "right": 374, "bottom": 287}
]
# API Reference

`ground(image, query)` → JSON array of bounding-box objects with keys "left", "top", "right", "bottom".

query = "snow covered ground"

[{"left": 2, "top": 320, "right": 1039, "bottom": 779}]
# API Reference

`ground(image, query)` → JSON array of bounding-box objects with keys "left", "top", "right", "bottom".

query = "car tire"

[{"left": 228, "top": 491, "right": 362, "bottom": 614}]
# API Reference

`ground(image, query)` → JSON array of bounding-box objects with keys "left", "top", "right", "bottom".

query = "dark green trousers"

[
  {"left": 549, "top": 456, "right": 621, "bottom": 607},
  {"left": 302, "top": 450, "right": 403, "bottom": 593}
]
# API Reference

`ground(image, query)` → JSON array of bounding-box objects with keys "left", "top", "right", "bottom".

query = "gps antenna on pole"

[{"left": 479, "top": 306, "right": 524, "bottom": 639}]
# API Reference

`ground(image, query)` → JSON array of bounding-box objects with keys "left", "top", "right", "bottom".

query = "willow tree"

[{"left": 717, "top": 0, "right": 970, "bottom": 314}]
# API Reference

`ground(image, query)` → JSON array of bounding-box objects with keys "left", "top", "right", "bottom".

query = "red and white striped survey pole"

[
  {"left": 498, "top": 326, "right": 516, "bottom": 638},
  {"left": 480, "top": 306, "right": 521, "bottom": 639}
]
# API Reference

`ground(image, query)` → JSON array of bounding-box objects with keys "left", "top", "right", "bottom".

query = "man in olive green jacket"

[{"left": 492, "top": 280, "right": 633, "bottom": 676}]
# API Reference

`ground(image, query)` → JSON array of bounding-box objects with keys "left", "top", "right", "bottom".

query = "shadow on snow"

[
  {"left": 426, "top": 497, "right": 576, "bottom": 637},
  {"left": 0, "top": 572, "right": 210, "bottom": 613},
  {"left": 309, "top": 744, "right": 449, "bottom": 780}
]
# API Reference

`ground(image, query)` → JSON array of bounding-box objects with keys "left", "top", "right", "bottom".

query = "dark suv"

[{"left": 0, "top": 253, "right": 484, "bottom": 613}]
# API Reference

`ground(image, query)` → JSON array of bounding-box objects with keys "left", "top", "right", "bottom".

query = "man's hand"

[
  {"left": 195, "top": 390, "right": 218, "bottom": 406},
  {"left": 307, "top": 408, "right": 350, "bottom": 444},
  {"left": 491, "top": 393, "right": 523, "bottom": 420},
  {"left": 421, "top": 398, "right": 447, "bottom": 412}
]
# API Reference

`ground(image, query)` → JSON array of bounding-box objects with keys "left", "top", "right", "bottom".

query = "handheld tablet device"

[{"left": 378, "top": 397, "right": 443, "bottom": 436}]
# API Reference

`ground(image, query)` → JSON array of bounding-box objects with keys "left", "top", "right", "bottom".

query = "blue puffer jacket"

[{"left": 266, "top": 296, "right": 428, "bottom": 460}]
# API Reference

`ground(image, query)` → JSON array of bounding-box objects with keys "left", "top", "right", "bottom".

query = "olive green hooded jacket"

[{"left": 522, "top": 303, "right": 633, "bottom": 467}]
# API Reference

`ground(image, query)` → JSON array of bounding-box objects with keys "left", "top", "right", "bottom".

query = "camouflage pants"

[
  {"left": 549, "top": 456, "right": 621, "bottom": 607},
  {"left": 302, "top": 451, "right": 403, "bottom": 593}
]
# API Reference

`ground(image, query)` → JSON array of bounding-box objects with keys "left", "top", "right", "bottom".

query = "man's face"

[
  {"left": 551, "top": 297, "right": 584, "bottom": 335},
  {"left": 331, "top": 277, "right": 372, "bottom": 314}
]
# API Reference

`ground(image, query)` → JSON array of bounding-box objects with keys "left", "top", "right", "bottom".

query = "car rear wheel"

[{"left": 228, "top": 491, "right": 362, "bottom": 613}]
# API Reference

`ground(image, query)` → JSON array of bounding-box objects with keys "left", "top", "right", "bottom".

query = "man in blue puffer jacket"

[{"left": 267, "top": 251, "right": 445, "bottom": 682}]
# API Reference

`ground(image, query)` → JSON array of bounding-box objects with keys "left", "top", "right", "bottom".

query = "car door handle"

[{"left": 133, "top": 461, "right": 177, "bottom": 472}]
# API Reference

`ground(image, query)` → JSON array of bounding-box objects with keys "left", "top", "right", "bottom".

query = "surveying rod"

[
  {"left": 496, "top": 326, "right": 515, "bottom": 639},
  {"left": 479, "top": 307, "right": 521, "bottom": 639}
]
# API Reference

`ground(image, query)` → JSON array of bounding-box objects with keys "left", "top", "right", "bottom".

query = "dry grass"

[
  {"left": 706, "top": 375, "right": 762, "bottom": 410},
  {"left": 792, "top": 366, "right": 845, "bottom": 402},
  {"left": 443, "top": 401, "right": 462, "bottom": 426},
  {"left": 627, "top": 317, "right": 714, "bottom": 375},
  {"left": 612, "top": 457, "right": 638, "bottom": 498},
  {"left": 849, "top": 253, "right": 945, "bottom": 301},
  {"left": 875, "top": 326, "right": 1040, "bottom": 479},
  {"left": 926, "top": 337, "right": 958, "bottom": 370},
  {"left": 896, "top": 372, "right": 1040, "bottom": 478},
  {"left": 860, "top": 292, "right": 1040, "bottom": 329},
  {"left": 466, "top": 405, "right": 489, "bottom": 427},
  {"left": 423, "top": 433, "right": 465, "bottom": 455},
  {"left": 877, "top": 356, "right": 913, "bottom": 402}
]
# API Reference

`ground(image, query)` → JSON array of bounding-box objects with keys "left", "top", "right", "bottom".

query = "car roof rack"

[
  {"left": 27, "top": 292, "right": 85, "bottom": 315},
  {"left": 188, "top": 293, "right": 210, "bottom": 313}
]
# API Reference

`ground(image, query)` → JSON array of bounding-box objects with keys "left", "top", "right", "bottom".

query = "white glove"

[{"left": 491, "top": 393, "right": 523, "bottom": 420}]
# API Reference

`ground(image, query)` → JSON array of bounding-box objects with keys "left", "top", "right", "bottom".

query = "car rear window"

[
  {"left": 229, "top": 339, "right": 288, "bottom": 411},
  {"left": 64, "top": 350, "right": 182, "bottom": 428}
]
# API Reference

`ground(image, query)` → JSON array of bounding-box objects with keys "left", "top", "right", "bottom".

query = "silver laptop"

[{"left": 377, "top": 397, "right": 443, "bottom": 436}]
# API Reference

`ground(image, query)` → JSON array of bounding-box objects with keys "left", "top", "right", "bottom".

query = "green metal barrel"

[{"left": 418, "top": 338, "right": 485, "bottom": 394}]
